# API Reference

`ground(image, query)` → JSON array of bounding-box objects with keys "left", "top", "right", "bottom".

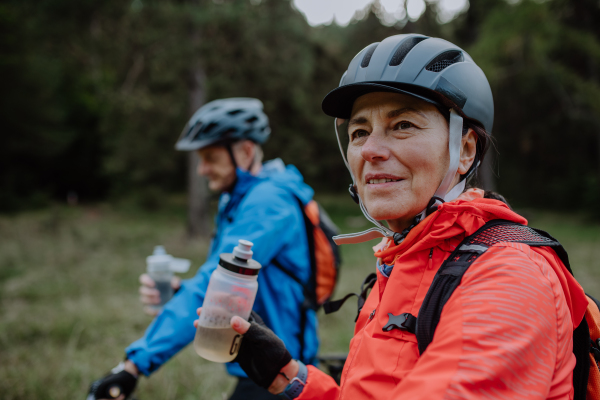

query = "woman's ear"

[{"left": 457, "top": 128, "right": 477, "bottom": 175}]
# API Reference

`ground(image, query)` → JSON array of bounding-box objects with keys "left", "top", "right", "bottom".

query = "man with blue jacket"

[{"left": 88, "top": 98, "right": 319, "bottom": 400}]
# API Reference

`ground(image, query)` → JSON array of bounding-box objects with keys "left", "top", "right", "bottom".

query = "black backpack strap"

[
  {"left": 415, "top": 219, "right": 589, "bottom": 400},
  {"left": 572, "top": 317, "right": 590, "bottom": 400},
  {"left": 323, "top": 273, "right": 377, "bottom": 322},
  {"left": 416, "top": 219, "right": 564, "bottom": 354},
  {"left": 415, "top": 222, "right": 499, "bottom": 354}
]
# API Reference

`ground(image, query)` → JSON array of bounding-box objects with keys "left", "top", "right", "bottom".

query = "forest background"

[
  {"left": 3, "top": 0, "right": 600, "bottom": 214},
  {"left": 3, "top": 0, "right": 600, "bottom": 398}
]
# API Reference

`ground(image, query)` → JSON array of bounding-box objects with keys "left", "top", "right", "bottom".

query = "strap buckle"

[{"left": 382, "top": 312, "right": 417, "bottom": 333}]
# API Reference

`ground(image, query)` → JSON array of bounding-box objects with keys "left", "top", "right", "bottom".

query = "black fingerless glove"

[
  {"left": 234, "top": 311, "right": 292, "bottom": 389},
  {"left": 87, "top": 363, "right": 137, "bottom": 400}
]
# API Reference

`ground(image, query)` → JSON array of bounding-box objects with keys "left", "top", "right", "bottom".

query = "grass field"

[{"left": 1, "top": 196, "right": 600, "bottom": 399}]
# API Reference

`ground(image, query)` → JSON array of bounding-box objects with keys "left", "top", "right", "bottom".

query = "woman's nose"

[{"left": 360, "top": 130, "right": 390, "bottom": 162}]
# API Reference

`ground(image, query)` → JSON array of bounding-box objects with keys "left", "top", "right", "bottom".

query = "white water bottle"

[
  {"left": 146, "top": 246, "right": 191, "bottom": 311},
  {"left": 194, "top": 240, "right": 261, "bottom": 363}
]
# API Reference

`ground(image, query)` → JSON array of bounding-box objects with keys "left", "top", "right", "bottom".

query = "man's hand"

[
  {"left": 138, "top": 273, "right": 181, "bottom": 316},
  {"left": 86, "top": 361, "right": 139, "bottom": 400},
  {"left": 193, "top": 308, "right": 298, "bottom": 394}
]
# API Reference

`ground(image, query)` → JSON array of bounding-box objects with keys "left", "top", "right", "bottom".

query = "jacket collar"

[
  {"left": 229, "top": 167, "right": 260, "bottom": 199},
  {"left": 375, "top": 189, "right": 527, "bottom": 265}
]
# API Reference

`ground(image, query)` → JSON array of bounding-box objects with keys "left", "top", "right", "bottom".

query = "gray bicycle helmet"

[
  {"left": 323, "top": 34, "right": 494, "bottom": 246},
  {"left": 322, "top": 34, "right": 493, "bottom": 132},
  {"left": 175, "top": 98, "right": 270, "bottom": 151}
]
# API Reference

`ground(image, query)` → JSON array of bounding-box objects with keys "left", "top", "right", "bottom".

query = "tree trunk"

[{"left": 187, "top": 65, "right": 210, "bottom": 238}]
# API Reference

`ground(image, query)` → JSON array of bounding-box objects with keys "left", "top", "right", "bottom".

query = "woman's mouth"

[
  {"left": 365, "top": 174, "right": 403, "bottom": 185},
  {"left": 367, "top": 178, "right": 401, "bottom": 184}
]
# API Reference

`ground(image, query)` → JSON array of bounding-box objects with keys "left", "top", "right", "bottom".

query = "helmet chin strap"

[{"left": 333, "top": 109, "right": 465, "bottom": 246}]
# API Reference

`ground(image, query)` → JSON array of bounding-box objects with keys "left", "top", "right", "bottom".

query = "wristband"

[{"left": 280, "top": 360, "right": 308, "bottom": 400}]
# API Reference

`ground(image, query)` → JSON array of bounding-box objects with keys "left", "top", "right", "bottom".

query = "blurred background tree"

[{"left": 2, "top": 0, "right": 599, "bottom": 213}]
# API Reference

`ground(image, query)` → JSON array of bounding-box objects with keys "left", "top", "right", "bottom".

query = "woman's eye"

[
  {"left": 351, "top": 129, "right": 369, "bottom": 140},
  {"left": 395, "top": 121, "right": 413, "bottom": 130}
]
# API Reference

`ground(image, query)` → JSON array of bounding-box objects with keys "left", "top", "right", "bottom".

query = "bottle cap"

[
  {"left": 233, "top": 240, "right": 253, "bottom": 260},
  {"left": 153, "top": 245, "right": 166, "bottom": 255},
  {"left": 219, "top": 240, "right": 261, "bottom": 276},
  {"left": 146, "top": 245, "right": 173, "bottom": 272}
]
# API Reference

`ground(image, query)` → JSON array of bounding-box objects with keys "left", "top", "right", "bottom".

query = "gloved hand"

[
  {"left": 86, "top": 362, "right": 137, "bottom": 400},
  {"left": 193, "top": 309, "right": 295, "bottom": 391},
  {"left": 232, "top": 311, "right": 292, "bottom": 389}
]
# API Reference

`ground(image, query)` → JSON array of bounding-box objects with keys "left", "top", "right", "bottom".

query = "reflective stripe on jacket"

[
  {"left": 299, "top": 189, "right": 587, "bottom": 400},
  {"left": 126, "top": 159, "right": 319, "bottom": 377}
]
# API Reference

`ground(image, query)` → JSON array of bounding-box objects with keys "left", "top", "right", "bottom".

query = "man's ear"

[
  {"left": 457, "top": 128, "right": 477, "bottom": 175},
  {"left": 234, "top": 140, "right": 256, "bottom": 171},
  {"left": 243, "top": 140, "right": 255, "bottom": 158}
]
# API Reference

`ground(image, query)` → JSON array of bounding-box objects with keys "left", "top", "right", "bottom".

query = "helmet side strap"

[
  {"left": 435, "top": 109, "right": 463, "bottom": 201},
  {"left": 334, "top": 118, "right": 394, "bottom": 238},
  {"left": 334, "top": 118, "right": 355, "bottom": 185},
  {"left": 225, "top": 142, "right": 238, "bottom": 169}
]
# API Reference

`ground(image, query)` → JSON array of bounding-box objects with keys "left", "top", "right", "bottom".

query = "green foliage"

[
  {"left": 2, "top": 0, "right": 600, "bottom": 212},
  {"left": 0, "top": 0, "right": 108, "bottom": 210},
  {"left": 468, "top": 0, "right": 600, "bottom": 210}
]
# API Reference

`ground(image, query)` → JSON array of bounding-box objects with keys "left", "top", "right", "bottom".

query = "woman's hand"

[{"left": 193, "top": 308, "right": 298, "bottom": 394}]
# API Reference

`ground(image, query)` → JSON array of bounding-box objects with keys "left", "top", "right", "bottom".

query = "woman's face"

[{"left": 347, "top": 92, "right": 458, "bottom": 231}]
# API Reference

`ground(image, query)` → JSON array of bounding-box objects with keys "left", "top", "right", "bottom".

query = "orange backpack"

[{"left": 273, "top": 198, "right": 341, "bottom": 309}]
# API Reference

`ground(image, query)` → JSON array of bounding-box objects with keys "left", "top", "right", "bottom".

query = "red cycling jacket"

[{"left": 299, "top": 189, "right": 588, "bottom": 400}]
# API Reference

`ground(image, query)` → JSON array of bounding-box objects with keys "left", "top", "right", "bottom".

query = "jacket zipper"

[
  {"left": 368, "top": 308, "right": 376, "bottom": 321},
  {"left": 429, "top": 248, "right": 433, "bottom": 269}
]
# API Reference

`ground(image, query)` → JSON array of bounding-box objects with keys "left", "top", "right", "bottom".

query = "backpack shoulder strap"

[
  {"left": 416, "top": 219, "right": 564, "bottom": 354},
  {"left": 415, "top": 219, "right": 589, "bottom": 400}
]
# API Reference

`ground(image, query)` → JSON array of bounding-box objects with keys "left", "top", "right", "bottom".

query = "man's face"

[{"left": 197, "top": 145, "right": 236, "bottom": 192}]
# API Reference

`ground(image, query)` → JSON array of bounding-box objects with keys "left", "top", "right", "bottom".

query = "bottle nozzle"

[
  {"left": 153, "top": 245, "right": 166, "bottom": 255},
  {"left": 233, "top": 240, "right": 253, "bottom": 261}
]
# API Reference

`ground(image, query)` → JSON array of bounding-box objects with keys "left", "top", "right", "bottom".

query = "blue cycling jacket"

[{"left": 126, "top": 159, "right": 319, "bottom": 377}]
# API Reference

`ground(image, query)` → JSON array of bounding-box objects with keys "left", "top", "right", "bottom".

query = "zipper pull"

[
  {"left": 428, "top": 248, "right": 433, "bottom": 269},
  {"left": 368, "top": 309, "right": 376, "bottom": 321}
]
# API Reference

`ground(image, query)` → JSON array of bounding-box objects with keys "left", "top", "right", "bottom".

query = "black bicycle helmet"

[
  {"left": 175, "top": 98, "right": 270, "bottom": 151},
  {"left": 322, "top": 34, "right": 493, "bottom": 133}
]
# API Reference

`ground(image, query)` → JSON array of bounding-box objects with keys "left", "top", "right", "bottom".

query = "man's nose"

[{"left": 197, "top": 160, "right": 208, "bottom": 176}]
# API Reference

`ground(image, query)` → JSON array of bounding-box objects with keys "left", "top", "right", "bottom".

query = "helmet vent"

[
  {"left": 203, "top": 122, "right": 218, "bottom": 134},
  {"left": 228, "top": 109, "right": 243, "bottom": 116},
  {"left": 246, "top": 116, "right": 258, "bottom": 124},
  {"left": 360, "top": 43, "right": 379, "bottom": 68},
  {"left": 187, "top": 122, "right": 201, "bottom": 138},
  {"left": 426, "top": 51, "right": 464, "bottom": 73},
  {"left": 389, "top": 37, "right": 428, "bottom": 66}
]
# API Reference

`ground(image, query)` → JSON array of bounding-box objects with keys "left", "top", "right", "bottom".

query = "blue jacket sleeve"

[{"left": 125, "top": 182, "right": 303, "bottom": 376}]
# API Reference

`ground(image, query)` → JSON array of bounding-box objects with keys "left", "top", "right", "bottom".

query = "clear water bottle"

[
  {"left": 146, "top": 246, "right": 191, "bottom": 312},
  {"left": 194, "top": 240, "right": 261, "bottom": 363}
]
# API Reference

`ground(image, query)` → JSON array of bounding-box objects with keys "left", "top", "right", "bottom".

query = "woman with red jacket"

[{"left": 195, "top": 34, "right": 589, "bottom": 400}]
